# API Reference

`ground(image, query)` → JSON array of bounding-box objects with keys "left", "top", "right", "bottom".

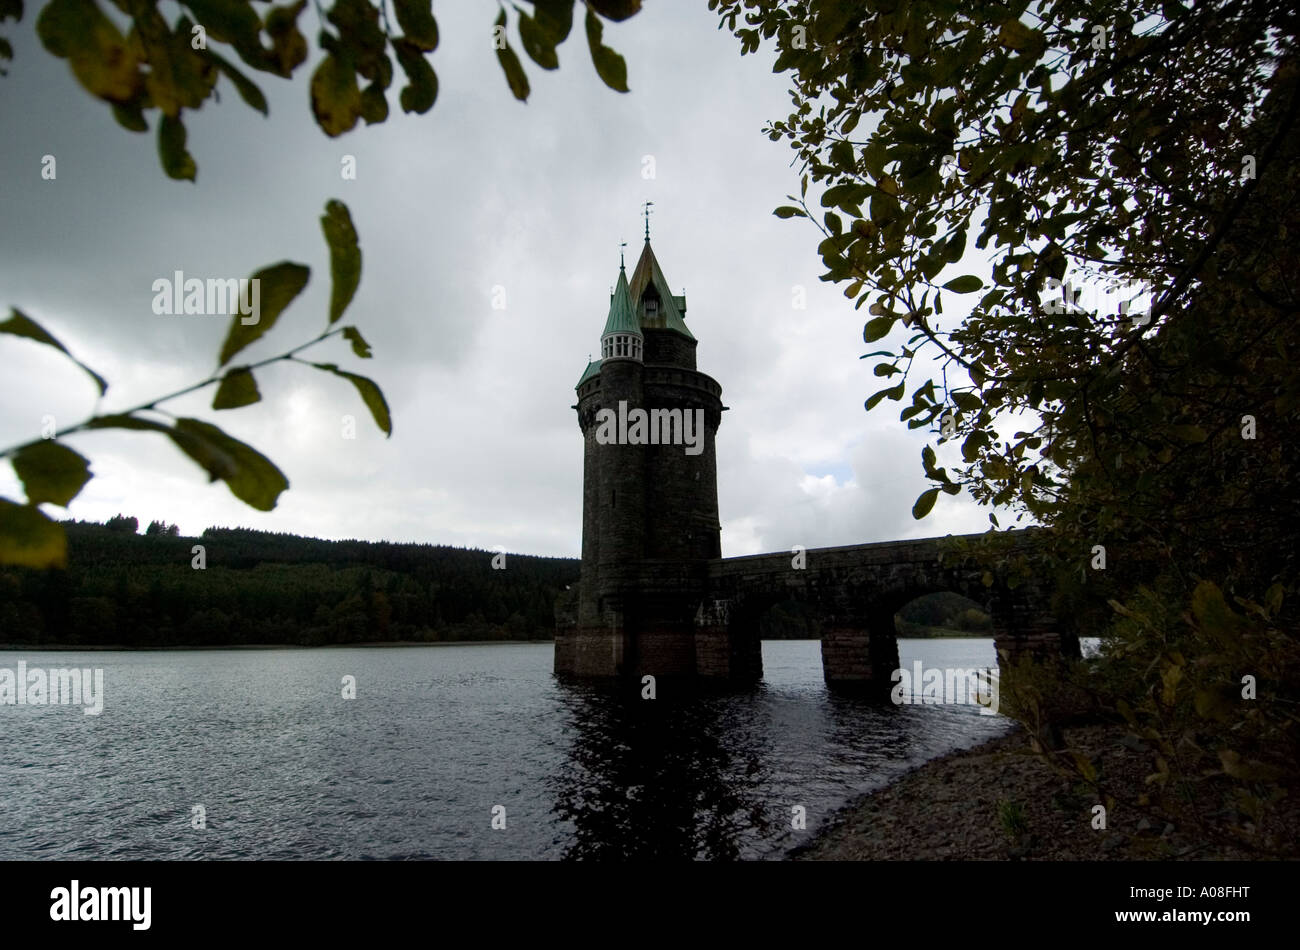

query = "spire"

[
  {"left": 643, "top": 201, "right": 653, "bottom": 243},
  {"left": 628, "top": 239, "right": 694, "bottom": 340},
  {"left": 601, "top": 264, "right": 641, "bottom": 340}
]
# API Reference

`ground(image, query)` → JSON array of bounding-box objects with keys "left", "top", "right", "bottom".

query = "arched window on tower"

[{"left": 602, "top": 333, "right": 641, "bottom": 362}]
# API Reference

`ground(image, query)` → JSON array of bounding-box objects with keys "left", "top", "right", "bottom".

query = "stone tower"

[{"left": 554, "top": 235, "right": 725, "bottom": 678}]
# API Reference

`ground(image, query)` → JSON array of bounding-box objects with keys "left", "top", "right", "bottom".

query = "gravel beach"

[{"left": 795, "top": 722, "right": 1297, "bottom": 861}]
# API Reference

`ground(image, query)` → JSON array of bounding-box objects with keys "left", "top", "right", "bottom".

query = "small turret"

[{"left": 600, "top": 264, "right": 642, "bottom": 363}]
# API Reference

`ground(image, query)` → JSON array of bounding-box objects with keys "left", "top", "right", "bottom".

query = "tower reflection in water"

[{"left": 548, "top": 679, "right": 774, "bottom": 860}]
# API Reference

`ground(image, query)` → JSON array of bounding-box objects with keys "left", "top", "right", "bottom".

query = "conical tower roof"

[
  {"left": 628, "top": 240, "right": 694, "bottom": 340},
  {"left": 601, "top": 265, "right": 641, "bottom": 338}
]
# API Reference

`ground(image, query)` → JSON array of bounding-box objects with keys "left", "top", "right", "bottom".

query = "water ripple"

[{"left": 0, "top": 640, "right": 1011, "bottom": 860}]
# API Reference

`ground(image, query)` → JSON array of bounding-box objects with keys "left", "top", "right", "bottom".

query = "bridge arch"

[{"left": 696, "top": 537, "right": 1070, "bottom": 690}]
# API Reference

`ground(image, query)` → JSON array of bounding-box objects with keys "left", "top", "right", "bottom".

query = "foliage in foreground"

[
  {"left": 718, "top": 0, "right": 1300, "bottom": 851},
  {"left": 1, "top": 0, "right": 641, "bottom": 179},
  {"left": 0, "top": 199, "right": 387, "bottom": 569}
]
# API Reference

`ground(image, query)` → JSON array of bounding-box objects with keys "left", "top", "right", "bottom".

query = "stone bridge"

[
  {"left": 556, "top": 531, "right": 1077, "bottom": 690},
  {"left": 696, "top": 534, "right": 1074, "bottom": 687}
]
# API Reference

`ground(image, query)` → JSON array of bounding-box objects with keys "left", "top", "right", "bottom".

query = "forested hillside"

[{"left": 0, "top": 519, "right": 580, "bottom": 647}]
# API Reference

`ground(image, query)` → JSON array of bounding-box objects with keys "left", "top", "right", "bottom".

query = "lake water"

[{"left": 0, "top": 639, "right": 1015, "bottom": 860}]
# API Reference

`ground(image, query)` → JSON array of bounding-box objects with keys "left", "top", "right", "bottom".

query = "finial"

[
  {"left": 643, "top": 201, "right": 654, "bottom": 242},
  {"left": 620, "top": 241, "right": 627, "bottom": 270}
]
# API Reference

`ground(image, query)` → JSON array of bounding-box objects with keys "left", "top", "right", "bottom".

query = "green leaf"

[
  {"left": 180, "top": 0, "right": 263, "bottom": 54},
  {"left": 0, "top": 499, "right": 67, "bottom": 569},
  {"left": 942, "top": 275, "right": 984, "bottom": 293},
  {"left": 171, "top": 418, "right": 289, "bottom": 510},
  {"left": 158, "top": 114, "right": 197, "bottom": 181},
  {"left": 942, "top": 227, "right": 967, "bottom": 263},
  {"left": 1189, "top": 580, "right": 1246, "bottom": 640},
  {"left": 342, "top": 326, "right": 372, "bottom": 358},
  {"left": 86, "top": 411, "right": 285, "bottom": 508},
  {"left": 36, "top": 0, "right": 140, "bottom": 102},
  {"left": 997, "top": 18, "right": 1037, "bottom": 51},
  {"left": 584, "top": 7, "right": 628, "bottom": 92},
  {"left": 204, "top": 47, "right": 268, "bottom": 115},
  {"left": 865, "top": 381, "right": 904, "bottom": 410},
  {"left": 392, "top": 38, "right": 438, "bottom": 114},
  {"left": 1265, "top": 582, "right": 1284, "bottom": 617},
  {"left": 1218, "top": 749, "right": 1282, "bottom": 782},
  {"left": 12, "top": 441, "right": 91, "bottom": 506},
  {"left": 84, "top": 413, "right": 172, "bottom": 434},
  {"left": 518, "top": 11, "right": 559, "bottom": 70},
  {"left": 1070, "top": 751, "right": 1097, "bottom": 783},
  {"left": 217, "top": 261, "right": 310, "bottom": 366},
  {"left": 360, "top": 80, "right": 389, "bottom": 124},
  {"left": 961, "top": 429, "right": 987, "bottom": 462},
  {"left": 310, "top": 50, "right": 363, "bottom": 136},
  {"left": 811, "top": 0, "right": 857, "bottom": 44},
  {"left": 773, "top": 205, "right": 806, "bottom": 219},
  {"left": 110, "top": 101, "right": 148, "bottom": 132},
  {"left": 863, "top": 315, "right": 894, "bottom": 342},
  {"left": 496, "top": 10, "right": 530, "bottom": 101},
  {"left": 265, "top": 0, "right": 309, "bottom": 76},
  {"left": 326, "top": 0, "right": 387, "bottom": 82},
  {"left": 393, "top": 0, "right": 439, "bottom": 51},
  {"left": 137, "top": 13, "right": 219, "bottom": 118},
  {"left": 912, "top": 487, "right": 939, "bottom": 519},
  {"left": 587, "top": 0, "right": 641, "bottom": 21},
  {"left": 823, "top": 182, "right": 871, "bottom": 209},
  {"left": 532, "top": 0, "right": 574, "bottom": 42},
  {"left": 321, "top": 200, "right": 361, "bottom": 325},
  {"left": 212, "top": 367, "right": 261, "bottom": 410},
  {"left": 311, "top": 362, "right": 392, "bottom": 436},
  {"left": 0, "top": 308, "right": 107, "bottom": 395}
]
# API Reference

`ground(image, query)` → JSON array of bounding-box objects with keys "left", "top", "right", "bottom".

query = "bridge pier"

[
  {"left": 987, "top": 584, "right": 1080, "bottom": 665},
  {"left": 554, "top": 588, "right": 630, "bottom": 678},
  {"left": 819, "top": 606, "right": 900, "bottom": 692},
  {"left": 695, "top": 598, "right": 762, "bottom": 681}
]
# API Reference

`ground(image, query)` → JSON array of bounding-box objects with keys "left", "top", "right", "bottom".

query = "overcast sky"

[{"left": 0, "top": 1, "right": 1002, "bottom": 559}]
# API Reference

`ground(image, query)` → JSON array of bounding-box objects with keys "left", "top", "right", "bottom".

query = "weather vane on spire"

[
  {"left": 620, "top": 241, "right": 627, "bottom": 269},
  {"left": 643, "top": 201, "right": 654, "bottom": 242}
]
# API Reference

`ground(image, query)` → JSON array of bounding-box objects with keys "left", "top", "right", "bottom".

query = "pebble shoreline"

[{"left": 794, "top": 722, "right": 1295, "bottom": 861}]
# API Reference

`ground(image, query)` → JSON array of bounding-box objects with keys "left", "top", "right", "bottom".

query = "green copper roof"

[
  {"left": 628, "top": 240, "right": 694, "bottom": 341},
  {"left": 576, "top": 358, "right": 601, "bottom": 388},
  {"left": 601, "top": 266, "right": 641, "bottom": 338}
]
